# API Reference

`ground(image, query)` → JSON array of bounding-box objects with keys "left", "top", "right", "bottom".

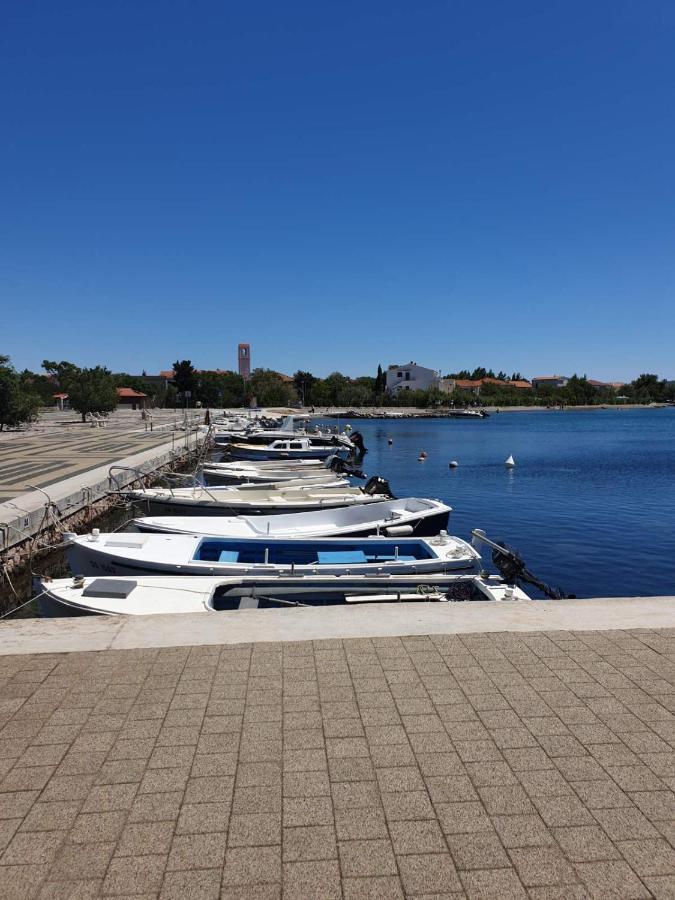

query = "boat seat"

[
  {"left": 218, "top": 550, "right": 240, "bottom": 562},
  {"left": 317, "top": 550, "right": 368, "bottom": 564},
  {"left": 368, "top": 555, "right": 417, "bottom": 562}
]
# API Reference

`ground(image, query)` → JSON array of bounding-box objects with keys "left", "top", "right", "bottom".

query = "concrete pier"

[
  {"left": 0, "top": 410, "right": 205, "bottom": 563},
  {"left": 0, "top": 600, "right": 674, "bottom": 898}
]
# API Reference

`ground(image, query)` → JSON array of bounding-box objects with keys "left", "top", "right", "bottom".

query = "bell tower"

[{"left": 238, "top": 343, "right": 250, "bottom": 381}]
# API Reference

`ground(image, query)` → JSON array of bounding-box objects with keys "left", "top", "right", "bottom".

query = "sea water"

[{"left": 335, "top": 408, "right": 675, "bottom": 599}]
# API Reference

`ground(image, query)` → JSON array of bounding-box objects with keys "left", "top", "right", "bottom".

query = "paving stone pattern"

[
  {"left": 0, "top": 431, "right": 174, "bottom": 502},
  {"left": 1, "top": 628, "right": 675, "bottom": 898}
]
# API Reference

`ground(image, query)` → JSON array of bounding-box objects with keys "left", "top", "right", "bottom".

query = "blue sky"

[{"left": 2, "top": 1, "right": 674, "bottom": 381}]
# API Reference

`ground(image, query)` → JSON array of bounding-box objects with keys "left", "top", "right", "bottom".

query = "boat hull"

[
  {"left": 226, "top": 445, "right": 344, "bottom": 461},
  {"left": 39, "top": 572, "right": 526, "bottom": 616},
  {"left": 135, "top": 508, "right": 450, "bottom": 538},
  {"left": 66, "top": 534, "right": 480, "bottom": 579}
]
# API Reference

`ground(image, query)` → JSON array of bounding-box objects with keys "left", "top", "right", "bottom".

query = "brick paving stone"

[
  {"left": 553, "top": 825, "right": 621, "bottom": 861},
  {"left": 592, "top": 806, "right": 660, "bottom": 840},
  {"left": 68, "top": 810, "right": 128, "bottom": 844},
  {"left": 389, "top": 819, "right": 448, "bottom": 855},
  {"left": 493, "top": 813, "right": 555, "bottom": 848},
  {"left": 102, "top": 853, "right": 167, "bottom": 895},
  {"left": 617, "top": 838, "right": 675, "bottom": 876},
  {"left": 282, "top": 859, "right": 341, "bottom": 899},
  {"left": 159, "top": 867, "right": 222, "bottom": 900},
  {"left": 3, "top": 631, "right": 675, "bottom": 897},
  {"left": 397, "top": 852, "right": 463, "bottom": 894},
  {"left": 229, "top": 813, "right": 281, "bottom": 846},
  {"left": 575, "top": 860, "right": 651, "bottom": 899},
  {"left": 282, "top": 825, "right": 337, "bottom": 861},
  {"left": 533, "top": 795, "right": 596, "bottom": 827},
  {"left": 334, "top": 807, "right": 389, "bottom": 841},
  {"left": 222, "top": 845, "right": 281, "bottom": 886},
  {"left": 437, "top": 801, "right": 493, "bottom": 834},
  {"left": 176, "top": 801, "right": 231, "bottom": 834},
  {"left": 447, "top": 831, "right": 512, "bottom": 868},
  {"left": 338, "top": 838, "right": 398, "bottom": 877},
  {"left": 283, "top": 796, "right": 333, "bottom": 826},
  {"left": 381, "top": 789, "right": 435, "bottom": 820}
]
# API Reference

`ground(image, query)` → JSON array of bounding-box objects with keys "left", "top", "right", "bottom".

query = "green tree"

[
  {"left": 0, "top": 356, "right": 41, "bottom": 430},
  {"left": 374, "top": 364, "right": 386, "bottom": 397},
  {"left": 249, "top": 369, "right": 296, "bottom": 406},
  {"left": 627, "top": 373, "right": 665, "bottom": 403},
  {"left": 43, "top": 360, "right": 118, "bottom": 422},
  {"left": 172, "top": 360, "right": 198, "bottom": 405},
  {"left": 293, "top": 371, "right": 316, "bottom": 406},
  {"left": 197, "top": 371, "right": 246, "bottom": 408}
]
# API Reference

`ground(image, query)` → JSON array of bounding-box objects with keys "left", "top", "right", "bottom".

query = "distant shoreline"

[{"left": 300, "top": 403, "right": 671, "bottom": 419}]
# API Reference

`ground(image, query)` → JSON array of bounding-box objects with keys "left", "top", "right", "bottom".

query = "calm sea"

[{"left": 334, "top": 408, "right": 675, "bottom": 599}]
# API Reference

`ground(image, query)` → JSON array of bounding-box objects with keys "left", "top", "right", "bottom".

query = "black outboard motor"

[
  {"left": 350, "top": 431, "right": 367, "bottom": 455},
  {"left": 329, "top": 456, "right": 365, "bottom": 479},
  {"left": 491, "top": 541, "right": 572, "bottom": 599},
  {"left": 363, "top": 475, "right": 394, "bottom": 498}
]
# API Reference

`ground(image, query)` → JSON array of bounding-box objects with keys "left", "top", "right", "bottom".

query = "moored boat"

[
  {"left": 38, "top": 571, "right": 529, "bottom": 616},
  {"left": 224, "top": 437, "right": 352, "bottom": 461},
  {"left": 124, "top": 476, "right": 394, "bottom": 517},
  {"left": 65, "top": 531, "right": 481, "bottom": 578},
  {"left": 133, "top": 497, "right": 451, "bottom": 539}
]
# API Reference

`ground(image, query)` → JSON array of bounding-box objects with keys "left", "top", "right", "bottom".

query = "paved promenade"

[
  {"left": 0, "top": 410, "right": 200, "bottom": 504},
  {"left": 1, "top": 623, "right": 675, "bottom": 897}
]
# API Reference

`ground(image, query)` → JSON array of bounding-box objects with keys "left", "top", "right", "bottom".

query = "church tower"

[{"left": 238, "top": 343, "right": 251, "bottom": 381}]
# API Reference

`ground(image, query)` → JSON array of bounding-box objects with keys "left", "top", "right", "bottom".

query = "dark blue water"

[{"left": 335, "top": 409, "right": 675, "bottom": 599}]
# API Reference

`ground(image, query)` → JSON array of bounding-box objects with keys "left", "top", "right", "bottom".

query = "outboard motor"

[
  {"left": 329, "top": 456, "right": 365, "bottom": 479},
  {"left": 490, "top": 540, "right": 572, "bottom": 599},
  {"left": 363, "top": 475, "right": 394, "bottom": 498},
  {"left": 350, "top": 431, "right": 367, "bottom": 456}
]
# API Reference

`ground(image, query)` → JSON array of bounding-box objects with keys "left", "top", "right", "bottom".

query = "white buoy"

[
  {"left": 449, "top": 460, "right": 459, "bottom": 468},
  {"left": 505, "top": 454, "right": 515, "bottom": 468}
]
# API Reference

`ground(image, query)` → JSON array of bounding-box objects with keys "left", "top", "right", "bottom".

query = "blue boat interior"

[{"left": 195, "top": 539, "right": 435, "bottom": 565}]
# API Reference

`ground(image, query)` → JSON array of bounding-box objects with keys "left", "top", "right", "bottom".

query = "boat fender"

[{"left": 384, "top": 524, "right": 414, "bottom": 536}]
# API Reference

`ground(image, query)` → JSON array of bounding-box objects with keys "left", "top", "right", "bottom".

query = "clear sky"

[{"left": 2, "top": 1, "right": 674, "bottom": 381}]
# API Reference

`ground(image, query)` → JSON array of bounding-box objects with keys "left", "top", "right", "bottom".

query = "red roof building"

[{"left": 116, "top": 387, "right": 147, "bottom": 409}]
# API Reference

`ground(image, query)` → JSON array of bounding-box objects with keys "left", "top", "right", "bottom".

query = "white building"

[
  {"left": 386, "top": 362, "right": 440, "bottom": 395},
  {"left": 531, "top": 375, "right": 569, "bottom": 390}
]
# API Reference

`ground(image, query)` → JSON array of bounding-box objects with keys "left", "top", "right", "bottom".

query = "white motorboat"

[
  {"left": 225, "top": 438, "right": 352, "bottom": 461},
  {"left": 124, "top": 476, "right": 393, "bottom": 516},
  {"left": 65, "top": 531, "right": 481, "bottom": 578},
  {"left": 200, "top": 472, "right": 348, "bottom": 490},
  {"left": 203, "top": 458, "right": 327, "bottom": 485},
  {"left": 201, "top": 460, "right": 350, "bottom": 487},
  {"left": 133, "top": 498, "right": 451, "bottom": 539},
  {"left": 212, "top": 416, "right": 354, "bottom": 449},
  {"left": 38, "top": 573, "right": 532, "bottom": 616}
]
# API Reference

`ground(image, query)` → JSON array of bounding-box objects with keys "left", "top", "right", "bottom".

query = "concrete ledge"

[{"left": 1, "top": 595, "right": 674, "bottom": 655}]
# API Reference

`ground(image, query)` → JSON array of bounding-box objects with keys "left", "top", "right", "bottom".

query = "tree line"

[{"left": 1, "top": 356, "right": 674, "bottom": 430}]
